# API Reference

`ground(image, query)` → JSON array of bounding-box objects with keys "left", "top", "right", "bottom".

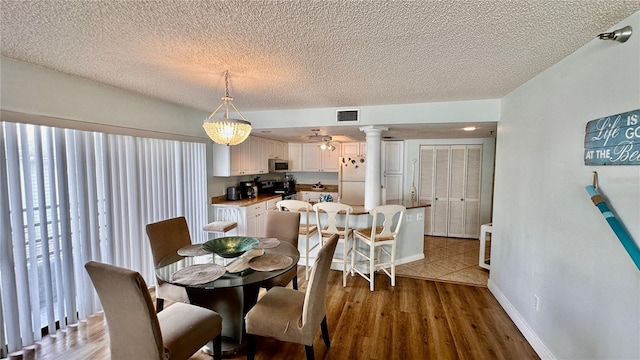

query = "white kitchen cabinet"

[
  {"left": 302, "top": 143, "right": 322, "bottom": 171},
  {"left": 214, "top": 139, "right": 250, "bottom": 176},
  {"left": 213, "top": 136, "right": 273, "bottom": 177},
  {"left": 288, "top": 143, "right": 303, "bottom": 171},
  {"left": 266, "top": 197, "right": 280, "bottom": 211},
  {"left": 321, "top": 143, "right": 341, "bottom": 172},
  {"left": 297, "top": 191, "right": 339, "bottom": 203},
  {"left": 250, "top": 137, "right": 268, "bottom": 175},
  {"left": 420, "top": 144, "right": 482, "bottom": 238},
  {"left": 382, "top": 141, "right": 404, "bottom": 202},
  {"left": 246, "top": 201, "right": 267, "bottom": 238},
  {"left": 213, "top": 199, "right": 276, "bottom": 238},
  {"left": 301, "top": 143, "right": 342, "bottom": 172},
  {"left": 267, "top": 139, "right": 288, "bottom": 160},
  {"left": 341, "top": 142, "right": 366, "bottom": 157}
]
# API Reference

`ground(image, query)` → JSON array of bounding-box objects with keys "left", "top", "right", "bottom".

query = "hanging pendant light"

[{"left": 203, "top": 71, "right": 252, "bottom": 146}]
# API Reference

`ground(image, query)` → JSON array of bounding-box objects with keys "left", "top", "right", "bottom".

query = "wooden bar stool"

[
  {"left": 204, "top": 207, "right": 240, "bottom": 237},
  {"left": 203, "top": 220, "right": 238, "bottom": 237}
]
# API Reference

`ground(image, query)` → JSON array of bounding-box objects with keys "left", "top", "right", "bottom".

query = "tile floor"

[{"left": 395, "top": 235, "right": 491, "bottom": 287}]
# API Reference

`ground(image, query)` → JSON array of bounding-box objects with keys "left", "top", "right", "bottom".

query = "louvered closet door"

[
  {"left": 432, "top": 146, "right": 450, "bottom": 236},
  {"left": 447, "top": 146, "right": 467, "bottom": 237},
  {"left": 463, "top": 145, "right": 482, "bottom": 237},
  {"left": 419, "top": 146, "right": 435, "bottom": 235}
]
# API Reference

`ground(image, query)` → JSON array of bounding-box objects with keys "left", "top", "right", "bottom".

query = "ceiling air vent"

[{"left": 336, "top": 109, "right": 359, "bottom": 123}]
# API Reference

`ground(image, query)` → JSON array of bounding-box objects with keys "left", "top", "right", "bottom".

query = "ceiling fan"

[{"left": 305, "top": 129, "right": 337, "bottom": 151}]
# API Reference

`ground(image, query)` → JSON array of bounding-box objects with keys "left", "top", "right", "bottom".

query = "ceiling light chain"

[{"left": 202, "top": 70, "right": 252, "bottom": 146}]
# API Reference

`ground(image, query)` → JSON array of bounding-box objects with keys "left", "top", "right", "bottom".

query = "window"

[{"left": 0, "top": 122, "right": 207, "bottom": 356}]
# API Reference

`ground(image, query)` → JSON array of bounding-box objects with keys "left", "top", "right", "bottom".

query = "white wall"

[
  {"left": 491, "top": 12, "right": 640, "bottom": 359},
  {"left": 0, "top": 56, "right": 226, "bottom": 220},
  {"left": 1, "top": 56, "right": 207, "bottom": 137}
]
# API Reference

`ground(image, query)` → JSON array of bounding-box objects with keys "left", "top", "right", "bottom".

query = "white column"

[{"left": 360, "top": 125, "right": 388, "bottom": 210}]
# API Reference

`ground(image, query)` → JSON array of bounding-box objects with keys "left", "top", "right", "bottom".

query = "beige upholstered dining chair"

[
  {"left": 312, "top": 202, "right": 354, "bottom": 287},
  {"left": 276, "top": 199, "right": 319, "bottom": 280},
  {"left": 145, "top": 216, "right": 191, "bottom": 311},
  {"left": 85, "top": 261, "right": 223, "bottom": 360},
  {"left": 352, "top": 205, "right": 406, "bottom": 291},
  {"left": 245, "top": 234, "right": 339, "bottom": 360},
  {"left": 261, "top": 210, "right": 301, "bottom": 290}
]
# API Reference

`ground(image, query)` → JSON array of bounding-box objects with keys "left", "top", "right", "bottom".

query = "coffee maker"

[{"left": 239, "top": 181, "right": 256, "bottom": 199}]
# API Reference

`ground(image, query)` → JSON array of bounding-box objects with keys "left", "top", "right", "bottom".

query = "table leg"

[{"left": 186, "top": 283, "right": 261, "bottom": 356}]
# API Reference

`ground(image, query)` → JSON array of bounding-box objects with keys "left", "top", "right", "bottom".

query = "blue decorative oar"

[{"left": 586, "top": 182, "right": 640, "bottom": 271}]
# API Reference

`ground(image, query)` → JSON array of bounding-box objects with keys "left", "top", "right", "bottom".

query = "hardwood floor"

[{"left": 19, "top": 267, "right": 538, "bottom": 360}]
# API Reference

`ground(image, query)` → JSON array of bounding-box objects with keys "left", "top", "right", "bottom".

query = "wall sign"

[{"left": 584, "top": 108, "right": 640, "bottom": 165}]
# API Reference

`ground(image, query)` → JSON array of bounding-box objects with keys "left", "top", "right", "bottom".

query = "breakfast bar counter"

[{"left": 211, "top": 193, "right": 281, "bottom": 207}]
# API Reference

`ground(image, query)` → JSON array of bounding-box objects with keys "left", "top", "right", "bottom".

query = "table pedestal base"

[
  {"left": 187, "top": 283, "right": 260, "bottom": 355},
  {"left": 202, "top": 335, "right": 246, "bottom": 356}
]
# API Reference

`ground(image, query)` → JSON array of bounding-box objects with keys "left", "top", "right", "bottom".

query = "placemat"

[
  {"left": 225, "top": 248, "right": 265, "bottom": 273},
  {"left": 249, "top": 254, "right": 293, "bottom": 272},
  {"left": 177, "top": 244, "right": 208, "bottom": 257},
  {"left": 171, "top": 264, "right": 225, "bottom": 285},
  {"left": 257, "top": 238, "right": 280, "bottom": 249}
]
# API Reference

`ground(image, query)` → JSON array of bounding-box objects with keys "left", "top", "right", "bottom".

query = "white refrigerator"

[{"left": 338, "top": 156, "right": 366, "bottom": 206}]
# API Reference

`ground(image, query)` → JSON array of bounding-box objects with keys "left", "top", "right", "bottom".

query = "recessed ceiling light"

[{"left": 463, "top": 126, "right": 477, "bottom": 131}]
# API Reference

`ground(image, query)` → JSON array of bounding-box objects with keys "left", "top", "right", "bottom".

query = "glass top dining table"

[
  {"left": 155, "top": 240, "right": 300, "bottom": 289},
  {"left": 155, "top": 239, "right": 300, "bottom": 355}
]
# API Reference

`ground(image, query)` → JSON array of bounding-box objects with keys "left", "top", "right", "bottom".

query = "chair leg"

[
  {"left": 391, "top": 247, "right": 396, "bottom": 287},
  {"left": 390, "top": 243, "right": 397, "bottom": 287},
  {"left": 370, "top": 244, "right": 375, "bottom": 291},
  {"left": 321, "top": 316, "right": 331, "bottom": 348},
  {"left": 305, "top": 233, "right": 310, "bottom": 280},
  {"left": 342, "top": 240, "right": 347, "bottom": 287},
  {"left": 213, "top": 334, "right": 222, "bottom": 360},
  {"left": 305, "top": 345, "right": 315, "bottom": 360},
  {"left": 247, "top": 334, "right": 256, "bottom": 360},
  {"left": 293, "top": 275, "right": 298, "bottom": 290},
  {"left": 350, "top": 237, "right": 356, "bottom": 276},
  {"left": 156, "top": 298, "right": 164, "bottom": 312}
]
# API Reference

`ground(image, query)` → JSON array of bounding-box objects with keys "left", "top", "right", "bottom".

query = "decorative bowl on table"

[{"left": 202, "top": 236, "right": 260, "bottom": 258}]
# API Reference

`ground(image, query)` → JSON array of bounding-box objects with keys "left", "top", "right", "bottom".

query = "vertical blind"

[{"left": 0, "top": 121, "right": 207, "bottom": 356}]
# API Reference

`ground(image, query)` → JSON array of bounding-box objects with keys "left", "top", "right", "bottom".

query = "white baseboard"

[
  {"left": 396, "top": 253, "right": 425, "bottom": 265},
  {"left": 488, "top": 279, "right": 555, "bottom": 360}
]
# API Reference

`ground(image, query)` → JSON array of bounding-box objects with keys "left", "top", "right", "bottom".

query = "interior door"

[
  {"left": 419, "top": 146, "right": 435, "bottom": 235},
  {"left": 447, "top": 146, "right": 467, "bottom": 237},
  {"left": 463, "top": 145, "right": 482, "bottom": 237},
  {"left": 431, "top": 146, "right": 450, "bottom": 236}
]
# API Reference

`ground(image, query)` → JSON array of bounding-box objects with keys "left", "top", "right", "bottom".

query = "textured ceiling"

[{"left": 1, "top": 1, "right": 639, "bottom": 140}]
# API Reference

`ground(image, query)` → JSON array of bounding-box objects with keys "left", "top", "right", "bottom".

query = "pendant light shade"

[
  {"left": 203, "top": 71, "right": 252, "bottom": 146},
  {"left": 203, "top": 118, "right": 251, "bottom": 146}
]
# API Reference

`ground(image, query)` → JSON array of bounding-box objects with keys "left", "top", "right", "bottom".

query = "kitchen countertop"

[
  {"left": 211, "top": 192, "right": 431, "bottom": 211},
  {"left": 296, "top": 184, "right": 339, "bottom": 192},
  {"left": 307, "top": 199, "right": 430, "bottom": 215},
  {"left": 211, "top": 193, "right": 282, "bottom": 207},
  {"left": 349, "top": 200, "right": 431, "bottom": 215}
]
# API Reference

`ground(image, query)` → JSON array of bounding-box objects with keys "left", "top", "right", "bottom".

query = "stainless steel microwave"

[{"left": 269, "top": 159, "right": 290, "bottom": 172}]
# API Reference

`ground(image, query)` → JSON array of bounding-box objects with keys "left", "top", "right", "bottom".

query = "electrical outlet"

[
  {"left": 406, "top": 214, "right": 413, "bottom": 222},
  {"left": 533, "top": 295, "right": 540, "bottom": 311}
]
